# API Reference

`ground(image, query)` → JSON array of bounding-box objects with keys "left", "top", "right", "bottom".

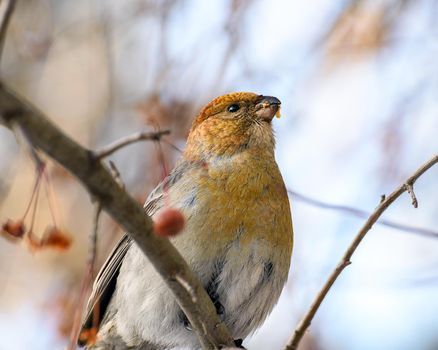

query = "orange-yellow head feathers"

[
  {"left": 191, "top": 92, "right": 281, "bottom": 129},
  {"left": 185, "top": 92, "right": 281, "bottom": 159}
]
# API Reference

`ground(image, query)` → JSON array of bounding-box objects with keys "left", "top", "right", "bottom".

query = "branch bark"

[
  {"left": 285, "top": 153, "right": 438, "bottom": 350},
  {"left": 0, "top": 82, "right": 235, "bottom": 349}
]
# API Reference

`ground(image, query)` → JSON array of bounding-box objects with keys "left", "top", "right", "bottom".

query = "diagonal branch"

[
  {"left": 68, "top": 203, "right": 102, "bottom": 350},
  {"left": 287, "top": 189, "right": 438, "bottom": 238},
  {"left": 285, "top": 153, "right": 438, "bottom": 350},
  {"left": 0, "top": 0, "right": 15, "bottom": 59},
  {"left": 95, "top": 129, "right": 170, "bottom": 159},
  {"left": 0, "top": 82, "right": 235, "bottom": 350}
]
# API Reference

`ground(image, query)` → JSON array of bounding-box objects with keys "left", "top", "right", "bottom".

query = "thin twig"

[
  {"left": 0, "top": 0, "right": 15, "bottom": 60},
  {"left": 288, "top": 189, "right": 438, "bottom": 238},
  {"left": 405, "top": 182, "right": 418, "bottom": 208},
  {"left": 89, "top": 203, "right": 101, "bottom": 279},
  {"left": 0, "top": 82, "right": 234, "bottom": 350},
  {"left": 162, "top": 138, "right": 184, "bottom": 153},
  {"left": 109, "top": 160, "right": 125, "bottom": 189},
  {"left": 285, "top": 153, "right": 438, "bottom": 350},
  {"left": 95, "top": 129, "right": 170, "bottom": 159},
  {"left": 68, "top": 203, "right": 101, "bottom": 350}
]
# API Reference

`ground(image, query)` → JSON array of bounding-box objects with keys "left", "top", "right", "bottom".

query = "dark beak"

[{"left": 255, "top": 95, "right": 281, "bottom": 122}]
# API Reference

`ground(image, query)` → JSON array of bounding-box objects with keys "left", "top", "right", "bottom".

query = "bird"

[{"left": 78, "top": 92, "right": 293, "bottom": 349}]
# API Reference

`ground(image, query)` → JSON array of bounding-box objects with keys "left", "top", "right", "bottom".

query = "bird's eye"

[{"left": 227, "top": 104, "right": 240, "bottom": 113}]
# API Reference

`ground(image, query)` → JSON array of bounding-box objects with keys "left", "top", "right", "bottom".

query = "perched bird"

[{"left": 78, "top": 92, "right": 293, "bottom": 349}]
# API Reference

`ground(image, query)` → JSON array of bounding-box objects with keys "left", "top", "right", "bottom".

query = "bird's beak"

[{"left": 255, "top": 95, "right": 281, "bottom": 122}]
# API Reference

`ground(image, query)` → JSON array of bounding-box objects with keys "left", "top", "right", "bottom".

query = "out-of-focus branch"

[
  {"left": 285, "top": 153, "right": 438, "bottom": 350},
  {"left": 0, "top": 0, "right": 15, "bottom": 207},
  {"left": 288, "top": 189, "right": 438, "bottom": 238},
  {"left": 0, "top": 82, "right": 235, "bottom": 350},
  {"left": 95, "top": 129, "right": 170, "bottom": 159},
  {"left": 0, "top": 0, "right": 15, "bottom": 59},
  {"left": 68, "top": 204, "right": 102, "bottom": 350}
]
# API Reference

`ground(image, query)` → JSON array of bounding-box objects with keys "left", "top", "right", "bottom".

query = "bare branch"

[
  {"left": 285, "top": 153, "right": 438, "bottom": 350},
  {"left": 405, "top": 182, "right": 418, "bottom": 208},
  {"left": 0, "top": 82, "right": 234, "bottom": 349},
  {"left": 0, "top": 0, "right": 15, "bottom": 60},
  {"left": 95, "top": 129, "right": 170, "bottom": 159},
  {"left": 89, "top": 203, "right": 102, "bottom": 278},
  {"left": 288, "top": 189, "right": 438, "bottom": 238},
  {"left": 68, "top": 203, "right": 102, "bottom": 350}
]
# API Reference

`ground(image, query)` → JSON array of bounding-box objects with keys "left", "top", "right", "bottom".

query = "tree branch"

[
  {"left": 404, "top": 182, "right": 418, "bottom": 208},
  {"left": 287, "top": 189, "right": 438, "bottom": 238},
  {"left": 0, "top": 0, "right": 15, "bottom": 60},
  {"left": 0, "top": 82, "right": 235, "bottom": 349},
  {"left": 95, "top": 129, "right": 170, "bottom": 159},
  {"left": 69, "top": 203, "right": 102, "bottom": 350},
  {"left": 285, "top": 153, "right": 438, "bottom": 350}
]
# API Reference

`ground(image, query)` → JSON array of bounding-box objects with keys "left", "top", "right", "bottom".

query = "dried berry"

[{"left": 1, "top": 219, "right": 26, "bottom": 241}]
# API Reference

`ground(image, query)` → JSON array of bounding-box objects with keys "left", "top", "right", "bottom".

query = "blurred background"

[{"left": 0, "top": 0, "right": 437, "bottom": 349}]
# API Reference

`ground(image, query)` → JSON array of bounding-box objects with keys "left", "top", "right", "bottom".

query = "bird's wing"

[
  {"left": 78, "top": 160, "right": 198, "bottom": 346},
  {"left": 78, "top": 233, "right": 133, "bottom": 346}
]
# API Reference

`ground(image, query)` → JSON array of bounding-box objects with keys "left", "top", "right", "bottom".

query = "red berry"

[
  {"left": 154, "top": 208, "right": 185, "bottom": 237},
  {"left": 1, "top": 219, "right": 25, "bottom": 241}
]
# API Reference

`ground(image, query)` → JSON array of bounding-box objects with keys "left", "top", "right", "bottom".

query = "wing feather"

[{"left": 78, "top": 160, "right": 198, "bottom": 345}]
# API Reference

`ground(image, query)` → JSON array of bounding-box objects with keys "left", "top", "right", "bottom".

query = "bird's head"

[{"left": 185, "top": 92, "right": 281, "bottom": 159}]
